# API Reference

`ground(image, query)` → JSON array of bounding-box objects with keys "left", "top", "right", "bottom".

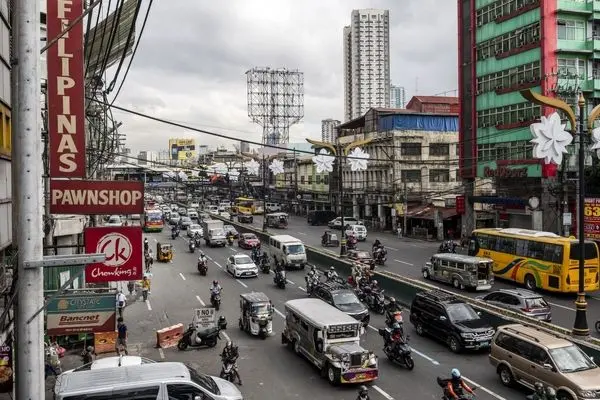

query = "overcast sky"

[{"left": 109, "top": 0, "right": 457, "bottom": 154}]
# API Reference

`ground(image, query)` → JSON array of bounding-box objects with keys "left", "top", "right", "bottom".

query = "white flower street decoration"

[
  {"left": 245, "top": 159, "right": 260, "bottom": 176},
  {"left": 347, "top": 147, "right": 370, "bottom": 172},
  {"left": 162, "top": 171, "right": 175, "bottom": 179},
  {"left": 228, "top": 169, "right": 240, "bottom": 181},
  {"left": 269, "top": 159, "right": 285, "bottom": 175},
  {"left": 312, "top": 149, "right": 335, "bottom": 173},
  {"left": 214, "top": 164, "right": 228, "bottom": 175},
  {"left": 529, "top": 112, "right": 573, "bottom": 165},
  {"left": 591, "top": 127, "right": 600, "bottom": 157},
  {"left": 178, "top": 171, "right": 188, "bottom": 181}
]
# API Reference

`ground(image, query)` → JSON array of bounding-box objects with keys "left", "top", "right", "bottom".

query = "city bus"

[
  {"left": 468, "top": 228, "right": 600, "bottom": 293},
  {"left": 141, "top": 207, "right": 164, "bottom": 232},
  {"left": 233, "top": 197, "right": 264, "bottom": 215}
]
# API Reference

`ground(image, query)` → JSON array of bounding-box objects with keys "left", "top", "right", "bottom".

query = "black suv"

[
  {"left": 409, "top": 290, "right": 495, "bottom": 353},
  {"left": 311, "top": 281, "right": 370, "bottom": 326}
]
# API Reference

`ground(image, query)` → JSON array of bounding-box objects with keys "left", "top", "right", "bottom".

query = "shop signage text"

[
  {"left": 50, "top": 180, "right": 144, "bottom": 214},
  {"left": 85, "top": 227, "right": 143, "bottom": 283},
  {"left": 46, "top": 293, "right": 116, "bottom": 335},
  {"left": 483, "top": 166, "right": 528, "bottom": 178},
  {"left": 583, "top": 198, "right": 600, "bottom": 239}
]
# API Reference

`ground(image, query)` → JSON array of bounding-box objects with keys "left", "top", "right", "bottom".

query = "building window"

[
  {"left": 308, "top": 176, "right": 313, "bottom": 184},
  {"left": 0, "top": 103, "right": 10, "bottom": 157},
  {"left": 400, "top": 143, "right": 421, "bottom": 156},
  {"left": 477, "top": 141, "right": 533, "bottom": 162},
  {"left": 557, "top": 58, "right": 586, "bottom": 79},
  {"left": 401, "top": 170, "right": 421, "bottom": 182},
  {"left": 430, "top": 169, "right": 450, "bottom": 183},
  {"left": 476, "top": 21, "right": 540, "bottom": 61},
  {"left": 316, "top": 175, "right": 321, "bottom": 184},
  {"left": 300, "top": 176, "right": 305, "bottom": 184},
  {"left": 323, "top": 175, "right": 329, "bottom": 185},
  {"left": 429, "top": 143, "right": 450, "bottom": 156},
  {"left": 558, "top": 20, "right": 585, "bottom": 41},
  {"left": 477, "top": 102, "right": 541, "bottom": 127},
  {"left": 476, "top": 61, "right": 541, "bottom": 94},
  {"left": 476, "top": 0, "right": 539, "bottom": 26}
]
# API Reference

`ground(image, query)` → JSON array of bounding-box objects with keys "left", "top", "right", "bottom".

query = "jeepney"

[
  {"left": 265, "top": 212, "right": 288, "bottom": 229},
  {"left": 422, "top": 253, "right": 494, "bottom": 291},
  {"left": 281, "top": 298, "right": 378, "bottom": 385}
]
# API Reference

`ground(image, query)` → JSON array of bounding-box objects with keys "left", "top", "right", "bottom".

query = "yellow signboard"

[
  {"left": 169, "top": 138, "right": 196, "bottom": 147},
  {"left": 178, "top": 150, "right": 197, "bottom": 160}
]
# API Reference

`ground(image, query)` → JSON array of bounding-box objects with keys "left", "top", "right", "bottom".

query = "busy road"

[
  {"left": 129, "top": 227, "right": 541, "bottom": 400},
  {"left": 233, "top": 213, "right": 600, "bottom": 338}
]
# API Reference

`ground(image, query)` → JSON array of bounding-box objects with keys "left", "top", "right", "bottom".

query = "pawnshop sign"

[
  {"left": 50, "top": 180, "right": 144, "bottom": 214},
  {"left": 47, "top": 0, "right": 86, "bottom": 178}
]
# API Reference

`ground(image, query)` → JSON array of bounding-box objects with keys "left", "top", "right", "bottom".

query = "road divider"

[
  {"left": 214, "top": 215, "right": 600, "bottom": 359},
  {"left": 156, "top": 323, "right": 184, "bottom": 349}
]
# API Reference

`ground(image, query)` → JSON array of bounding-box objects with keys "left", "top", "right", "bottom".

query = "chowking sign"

[
  {"left": 85, "top": 226, "right": 143, "bottom": 283},
  {"left": 50, "top": 180, "right": 144, "bottom": 214},
  {"left": 47, "top": 0, "right": 86, "bottom": 178},
  {"left": 46, "top": 293, "right": 116, "bottom": 335}
]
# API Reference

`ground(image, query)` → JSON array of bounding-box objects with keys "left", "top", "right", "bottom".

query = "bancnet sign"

[
  {"left": 85, "top": 226, "right": 143, "bottom": 283},
  {"left": 50, "top": 180, "right": 144, "bottom": 214},
  {"left": 47, "top": 0, "right": 86, "bottom": 178}
]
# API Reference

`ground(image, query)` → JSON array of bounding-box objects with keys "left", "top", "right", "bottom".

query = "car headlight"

[
  {"left": 487, "top": 329, "right": 495, "bottom": 336},
  {"left": 341, "top": 354, "right": 350, "bottom": 362},
  {"left": 461, "top": 332, "right": 474, "bottom": 339},
  {"left": 368, "top": 352, "right": 377, "bottom": 366},
  {"left": 579, "top": 390, "right": 598, "bottom": 398}
]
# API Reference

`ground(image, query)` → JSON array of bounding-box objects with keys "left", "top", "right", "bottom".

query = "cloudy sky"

[{"left": 108, "top": 0, "right": 457, "bottom": 154}]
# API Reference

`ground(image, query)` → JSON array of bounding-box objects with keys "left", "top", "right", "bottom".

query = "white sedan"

[
  {"left": 187, "top": 224, "right": 203, "bottom": 237},
  {"left": 220, "top": 211, "right": 231, "bottom": 220},
  {"left": 226, "top": 254, "right": 258, "bottom": 278}
]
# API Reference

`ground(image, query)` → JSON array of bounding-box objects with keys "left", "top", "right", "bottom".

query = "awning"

[{"left": 405, "top": 205, "right": 458, "bottom": 220}]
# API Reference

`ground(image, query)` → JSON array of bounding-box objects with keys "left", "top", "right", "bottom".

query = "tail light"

[{"left": 521, "top": 308, "right": 531, "bottom": 312}]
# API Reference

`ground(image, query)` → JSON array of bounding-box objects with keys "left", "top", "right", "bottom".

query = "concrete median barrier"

[
  {"left": 214, "top": 215, "right": 600, "bottom": 359},
  {"left": 156, "top": 323, "right": 184, "bottom": 349}
]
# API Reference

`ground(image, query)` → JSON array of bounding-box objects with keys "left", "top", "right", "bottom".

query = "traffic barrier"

[
  {"left": 94, "top": 331, "right": 117, "bottom": 354},
  {"left": 216, "top": 215, "right": 600, "bottom": 359},
  {"left": 156, "top": 323, "right": 184, "bottom": 349}
]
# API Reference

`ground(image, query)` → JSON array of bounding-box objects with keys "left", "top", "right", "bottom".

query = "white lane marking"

[
  {"left": 214, "top": 262, "right": 223, "bottom": 269},
  {"left": 463, "top": 377, "right": 507, "bottom": 400},
  {"left": 196, "top": 295, "right": 205, "bottom": 306},
  {"left": 297, "top": 232, "right": 307, "bottom": 235},
  {"left": 221, "top": 330, "right": 231, "bottom": 342},
  {"left": 286, "top": 279, "right": 295, "bottom": 285},
  {"left": 385, "top": 246, "right": 398, "bottom": 251},
  {"left": 229, "top": 248, "right": 237, "bottom": 252},
  {"left": 179, "top": 272, "right": 186, "bottom": 281},
  {"left": 372, "top": 385, "right": 394, "bottom": 400},
  {"left": 590, "top": 295, "right": 600, "bottom": 301},
  {"left": 207, "top": 256, "right": 213, "bottom": 261},
  {"left": 273, "top": 308, "right": 285, "bottom": 318},
  {"left": 367, "top": 325, "right": 439, "bottom": 365},
  {"left": 298, "top": 286, "right": 306, "bottom": 291},
  {"left": 548, "top": 302, "right": 576, "bottom": 312},
  {"left": 394, "top": 259, "right": 414, "bottom": 266},
  {"left": 158, "top": 348, "right": 165, "bottom": 359},
  {"left": 146, "top": 300, "right": 152, "bottom": 311},
  {"left": 153, "top": 238, "right": 158, "bottom": 242},
  {"left": 236, "top": 279, "right": 248, "bottom": 288}
]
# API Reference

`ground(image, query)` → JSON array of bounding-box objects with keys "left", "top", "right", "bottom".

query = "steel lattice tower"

[{"left": 246, "top": 67, "right": 305, "bottom": 145}]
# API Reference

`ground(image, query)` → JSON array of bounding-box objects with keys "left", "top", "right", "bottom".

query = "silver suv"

[{"left": 477, "top": 289, "right": 551, "bottom": 322}]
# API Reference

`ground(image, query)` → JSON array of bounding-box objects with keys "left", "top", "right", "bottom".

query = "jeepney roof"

[
  {"left": 432, "top": 253, "right": 492, "bottom": 264},
  {"left": 284, "top": 298, "right": 359, "bottom": 329},
  {"left": 240, "top": 292, "right": 270, "bottom": 303}
]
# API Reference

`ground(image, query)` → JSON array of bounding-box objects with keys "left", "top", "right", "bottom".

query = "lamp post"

[
  {"left": 306, "top": 137, "right": 372, "bottom": 256},
  {"left": 521, "top": 88, "right": 600, "bottom": 337}
]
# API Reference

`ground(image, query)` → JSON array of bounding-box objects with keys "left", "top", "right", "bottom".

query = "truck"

[{"left": 201, "top": 219, "right": 226, "bottom": 247}]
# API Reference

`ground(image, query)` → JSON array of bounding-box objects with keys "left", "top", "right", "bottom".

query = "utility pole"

[
  {"left": 403, "top": 181, "right": 408, "bottom": 237},
  {"left": 14, "top": 0, "right": 44, "bottom": 398}
]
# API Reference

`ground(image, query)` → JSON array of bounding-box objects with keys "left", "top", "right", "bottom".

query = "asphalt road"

[
  {"left": 139, "top": 228, "right": 540, "bottom": 400},
  {"left": 233, "top": 214, "right": 600, "bottom": 338}
]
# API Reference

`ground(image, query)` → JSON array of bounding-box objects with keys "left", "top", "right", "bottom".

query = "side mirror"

[
  {"left": 477, "top": 311, "right": 482, "bottom": 316},
  {"left": 543, "top": 363, "right": 554, "bottom": 371},
  {"left": 439, "top": 316, "right": 447, "bottom": 321}
]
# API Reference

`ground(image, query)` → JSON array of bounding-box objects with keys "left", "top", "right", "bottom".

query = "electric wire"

[
  {"left": 84, "top": 0, "right": 105, "bottom": 78},
  {"left": 96, "top": 0, "right": 126, "bottom": 82}
]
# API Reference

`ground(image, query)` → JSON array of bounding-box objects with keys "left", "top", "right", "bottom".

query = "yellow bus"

[
  {"left": 468, "top": 228, "right": 599, "bottom": 293},
  {"left": 233, "top": 197, "right": 264, "bottom": 215}
]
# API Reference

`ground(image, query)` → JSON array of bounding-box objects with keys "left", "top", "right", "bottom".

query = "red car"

[{"left": 238, "top": 233, "right": 261, "bottom": 249}]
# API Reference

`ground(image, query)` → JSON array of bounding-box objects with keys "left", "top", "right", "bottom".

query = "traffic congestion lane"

[
  {"left": 165, "top": 231, "right": 527, "bottom": 400},
  {"left": 231, "top": 214, "right": 600, "bottom": 336}
]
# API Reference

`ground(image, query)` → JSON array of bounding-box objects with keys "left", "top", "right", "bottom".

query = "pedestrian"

[
  {"left": 82, "top": 345, "right": 96, "bottom": 365},
  {"left": 141, "top": 275, "right": 151, "bottom": 301},
  {"left": 116, "top": 317, "right": 129, "bottom": 355},
  {"left": 116, "top": 290, "right": 126, "bottom": 318}
]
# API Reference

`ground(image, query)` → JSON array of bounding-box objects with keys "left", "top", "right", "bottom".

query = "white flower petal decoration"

[
  {"left": 178, "top": 171, "right": 188, "bottom": 181},
  {"left": 269, "top": 159, "right": 285, "bottom": 175},
  {"left": 347, "top": 147, "right": 370, "bottom": 172},
  {"left": 214, "top": 163, "right": 228, "bottom": 175},
  {"left": 162, "top": 171, "right": 176, "bottom": 179},
  {"left": 229, "top": 169, "right": 240, "bottom": 181},
  {"left": 529, "top": 112, "right": 573, "bottom": 165},
  {"left": 245, "top": 159, "right": 260, "bottom": 176},
  {"left": 591, "top": 127, "right": 600, "bottom": 157},
  {"left": 312, "top": 149, "right": 335, "bottom": 173}
]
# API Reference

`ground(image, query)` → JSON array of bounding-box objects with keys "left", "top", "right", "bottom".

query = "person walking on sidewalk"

[
  {"left": 82, "top": 346, "right": 96, "bottom": 365},
  {"left": 141, "top": 276, "right": 151, "bottom": 301},
  {"left": 116, "top": 290, "right": 127, "bottom": 318},
  {"left": 116, "top": 317, "right": 129, "bottom": 355}
]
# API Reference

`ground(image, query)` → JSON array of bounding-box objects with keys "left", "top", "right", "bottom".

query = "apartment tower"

[{"left": 321, "top": 119, "right": 341, "bottom": 143}]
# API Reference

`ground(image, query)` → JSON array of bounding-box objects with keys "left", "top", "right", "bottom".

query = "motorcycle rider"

[
  {"left": 370, "top": 279, "right": 380, "bottom": 292},
  {"left": 446, "top": 368, "right": 474, "bottom": 400},
  {"left": 251, "top": 244, "right": 260, "bottom": 261},
  {"left": 227, "top": 231, "right": 235, "bottom": 245},
  {"left": 545, "top": 387, "right": 557, "bottom": 400},
  {"left": 356, "top": 385, "right": 370, "bottom": 400},
  {"left": 143, "top": 238, "right": 149, "bottom": 254},
  {"left": 194, "top": 231, "right": 202, "bottom": 244},
  {"left": 221, "top": 341, "right": 242, "bottom": 385},
  {"left": 260, "top": 252, "right": 269, "bottom": 268},
  {"left": 386, "top": 323, "right": 405, "bottom": 355},
  {"left": 326, "top": 266, "right": 338, "bottom": 281},
  {"left": 210, "top": 280, "right": 222, "bottom": 304},
  {"left": 275, "top": 261, "right": 285, "bottom": 283},
  {"left": 198, "top": 251, "right": 208, "bottom": 268},
  {"left": 372, "top": 238, "right": 382, "bottom": 251},
  {"left": 385, "top": 297, "right": 403, "bottom": 326},
  {"left": 531, "top": 382, "right": 547, "bottom": 400}
]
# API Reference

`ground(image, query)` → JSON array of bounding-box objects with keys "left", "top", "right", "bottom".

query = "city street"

[
  {"left": 129, "top": 228, "right": 539, "bottom": 400},
  {"left": 233, "top": 213, "right": 600, "bottom": 338}
]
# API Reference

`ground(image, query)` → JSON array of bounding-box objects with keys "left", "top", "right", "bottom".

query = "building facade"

[
  {"left": 0, "top": 0, "right": 11, "bottom": 267},
  {"left": 390, "top": 84, "right": 406, "bottom": 108},
  {"left": 137, "top": 150, "right": 158, "bottom": 166},
  {"left": 406, "top": 96, "right": 460, "bottom": 114},
  {"left": 321, "top": 119, "right": 341, "bottom": 142},
  {"left": 457, "top": 0, "right": 593, "bottom": 233},
  {"left": 343, "top": 9, "right": 391, "bottom": 121},
  {"left": 239, "top": 141, "right": 250, "bottom": 154}
]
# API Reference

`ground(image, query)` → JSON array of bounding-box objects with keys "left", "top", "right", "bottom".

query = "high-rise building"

[
  {"left": 0, "top": 0, "right": 12, "bottom": 262},
  {"left": 321, "top": 119, "right": 341, "bottom": 143},
  {"left": 239, "top": 141, "right": 250, "bottom": 154},
  {"left": 137, "top": 151, "right": 158, "bottom": 166},
  {"left": 343, "top": 9, "right": 391, "bottom": 121},
  {"left": 390, "top": 84, "right": 406, "bottom": 108}
]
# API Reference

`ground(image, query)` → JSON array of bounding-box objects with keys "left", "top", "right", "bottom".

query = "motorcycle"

[
  {"left": 305, "top": 274, "right": 318, "bottom": 295},
  {"left": 274, "top": 270, "right": 287, "bottom": 289},
  {"left": 227, "top": 236, "right": 234, "bottom": 246},
  {"left": 365, "top": 290, "right": 386, "bottom": 314},
  {"left": 177, "top": 324, "right": 220, "bottom": 350},
  {"left": 347, "top": 237, "right": 358, "bottom": 250},
  {"left": 438, "top": 241, "right": 457, "bottom": 254},
  {"left": 251, "top": 250, "right": 262, "bottom": 264},
  {"left": 373, "top": 247, "right": 387, "bottom": 266},
  {"left": 189, "top": 241, "right": 196, "bottom": 253},
  {"left": 378, "top": 328, "right": 414, "bottom": 370},
  {"left": 211, "top": 293, "right": 222, "bottom": 311},
  {"left": 437, "top": 377, "right": 478, "bottom": 400},
  {"left": 171, "top": 229, "right": 180, "bottom": 240},
  {"left": 385, "top": 310, "right": 404, "bottom": 329},
  {"left": 260, "top": 257, "right": 271, "bottom": 274},
  {"left": 220, "top": 358, "right": 238, "bottom": 383},
  {"left": 197, "top": 258, "right": 208, "bottom": 276},
  {"left": 194, "top": 236, "right": 202, "bottom": 247}
]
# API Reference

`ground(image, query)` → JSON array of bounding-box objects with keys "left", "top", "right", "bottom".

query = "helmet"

[
  {"left": 534, "top": 382, "right": 544, "bottom": 392},
  {"left": 311, "top": 265, "right": 316, "bottom": 270},
  {"left": 87, "top": 346, "right": 93, "bottom": 352},
  {"left": 451, "top": 368, "right": 461, "bottom": 379},
  {"left": 200, "top": 251, "right": 205, "bottom": 256},
  {"left": 226, "top": 341, "right": 232, "bottom": 347},
  {"left": 372, "top": 280, "right": 378, "bottom": 285},
  {"left": 359, "top": 385, "right": 368, "bottom": 394},
  {"left": 308, "top": 270, "right": 314, "bottom": 276},
  {"left": 213, "top": 280, "right": 218, "bottom": 285},
  {"left": 389, "top": 297, "right": 396, "bottom": 304},
  {"left": 545, "top": 387, "right": 556, "bottom": 396},
  {"left": 330, "top": 266, "right": 335, "bottom": 271},
  {"left": 392, "top": 323, "right": 401, "bottom": 330}
]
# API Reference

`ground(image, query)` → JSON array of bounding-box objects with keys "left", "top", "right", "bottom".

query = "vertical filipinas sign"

[{"left": 47, "top": 0, "right": 86, "bottom": 177}]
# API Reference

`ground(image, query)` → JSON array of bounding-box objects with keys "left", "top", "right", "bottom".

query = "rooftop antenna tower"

[{"left": 246, "top": 67, "right": 305, "bottom": 146}]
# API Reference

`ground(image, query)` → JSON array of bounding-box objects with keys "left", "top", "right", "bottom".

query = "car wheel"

[
  {"left": 326, "top": 365, "right": 339, "bottom": 385},
  {"left": 524, "top": 274, "right": 537, "bottom": 291},
  {"left": 497, "top": 365, "right": 514, "bottom": 387},
  {"left": 415, "top": 322, "right": 424, "bottom": 336},
  {"left": 556, "top": 391, "right": 574, "bottom": 400},
  {"left": 422, "top": 270, "right": 430, "bottom": 279},
  {"left": 293, "top": 340, "right": 301, "bottom": 355},
  {"left": 452, "top": 278, "right": 464, "bottom": 290},
  {"left": 448, "top": 335, "right": 461, "bottom": 353}
]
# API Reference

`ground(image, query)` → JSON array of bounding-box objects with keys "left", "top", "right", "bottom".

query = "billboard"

[
  {"left": 46, "top": 293, "right": 117, "bottom": 335},
  {"left": 50, "top": 180, "right": 144, "bottom": 214},
  {"left": 169, "top": 138, "right": 196, "bottom": 160},
  {"left": 583, "top": 198, "right": 600, "bottom": 239},
  {"left": 47, "top": 0, "right": 86, "bottom": 178},
  {"left": 84, "top": 227, "right": 143, "bottom": 283},
  {"left": 0, "top": 343, "right": 13, "bottom": 393}
]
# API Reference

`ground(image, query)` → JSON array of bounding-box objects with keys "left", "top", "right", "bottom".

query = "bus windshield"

[{"left": 146, "top": 213, "right": 162, "bottom": 222}]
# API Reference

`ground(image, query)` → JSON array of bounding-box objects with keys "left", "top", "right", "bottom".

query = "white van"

[
  {"left": 268, "top": 234, "right": 307, "bottom": 269},
  {"left": 206, "top": 205, "right": 219, "bottom": 215},
  {"left": 345, "top": 224, "right": 368, "bottom": 241}
]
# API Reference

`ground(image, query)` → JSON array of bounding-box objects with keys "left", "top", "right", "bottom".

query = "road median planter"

[{"left": 215, "top": 215, "right": 600, "bottom": 358}]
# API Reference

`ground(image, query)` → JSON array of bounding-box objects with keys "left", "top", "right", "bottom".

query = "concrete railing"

[{"left": 212, "top": 214, "right": 600, "bottom": 359}]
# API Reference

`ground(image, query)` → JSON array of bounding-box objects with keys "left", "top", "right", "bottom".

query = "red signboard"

[
  {"left": 85, "top": 227, "right": 143, "bottom": 283},
  {"left": 47, "top": 0, "right": 86, "bottom": 177},
  {"left": 583, "top": 198, "right": 600, "bottom": 240},
  {"left": 456, "top": 195, "right": 466, "bottom": 215},
  {"left": 50, "top": 180, "right": 144, "bottom": 214}
]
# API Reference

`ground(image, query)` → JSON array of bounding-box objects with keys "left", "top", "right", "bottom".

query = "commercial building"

[
  {"left": 390, "top": 84, "right": 406, "bottom": 108},
  {"left": 239, "top": 141, "right": 250, "bottom": 154},
  {"left": 343, "top": 9, "right": 391, "bottom": 121},
  {"left": 406, "top": 96, "right": 459, "bottom": 114},
  {"left": 321, "top": 119, "right": 340, "bottom": 142},
  {"left": 137, "top": 150, "right": 158, "bottom": 166},
  {"left": 457, "top": 0, "right": 595, "bottom": 233}
]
